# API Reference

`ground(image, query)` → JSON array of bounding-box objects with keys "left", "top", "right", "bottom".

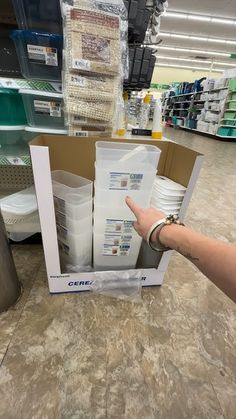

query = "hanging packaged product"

[
  {"left": 65, "top": 7, "right": 120, "bottom": 75},
  {"left": 60, "top": 0, "right": 128, "bottom": 134},
  {"left": 63, "top": 72, "right": 119, "bottom": 102}
]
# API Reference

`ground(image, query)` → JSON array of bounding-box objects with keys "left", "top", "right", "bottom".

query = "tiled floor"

[{"left": 0, "top": 129, "right": 236, "bottom": 419}]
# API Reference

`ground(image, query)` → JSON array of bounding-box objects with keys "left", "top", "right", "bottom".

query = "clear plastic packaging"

[
  {"left": 60, "top": 0, "right": 128, "bottom": 134},
  {"left": 91, "top": 270, "right": 142, "bottom": 301}
]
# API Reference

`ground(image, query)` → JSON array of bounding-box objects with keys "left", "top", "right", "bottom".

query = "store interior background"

[{"left": 150, "top": 0, "right": 236, "bottom": 96}]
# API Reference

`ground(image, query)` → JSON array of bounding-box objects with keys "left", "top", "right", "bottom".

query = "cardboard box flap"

[{"left": 30, "top": 135, "right": 202, "bottom": 187}]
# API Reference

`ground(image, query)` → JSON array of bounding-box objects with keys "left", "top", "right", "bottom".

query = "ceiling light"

[
  {"left": 156, "top": 55, "right": 236, "bottom": 67},
  {"left": 164, "top": 11, "right": 236, "bottom": 26},
  {"left": 157, "top": 46, "right": 231, "bottom": 58},
  {"left": 156, "top": 62, "right": 224, "bottom": 72},
  {"left": 159, "top": 32, "right": 236, "bottom": 45}
]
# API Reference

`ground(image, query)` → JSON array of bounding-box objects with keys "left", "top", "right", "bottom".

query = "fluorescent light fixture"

[
  {"left": 159, "top": 32, "right": 236, "bottom": 45},
  {"left": 157, "top": 45, "right": 231, "bottom": 58},
  {"left": 156, "top": 55, "right": 236, "bottom": 67},
  {"left": 156, "top": 62, "right": 224, "bottom": 72},
  {"left": 164, "top": 11, "right": 236, "bottom": 26}
]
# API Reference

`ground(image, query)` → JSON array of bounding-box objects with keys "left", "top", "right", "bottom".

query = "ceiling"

[{"left": 155, "top": 0, "right": 236, "bottom": 73}]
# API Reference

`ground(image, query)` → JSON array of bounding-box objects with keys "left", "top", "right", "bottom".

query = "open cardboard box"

[{"left": 30, "top": 135, "right": 204, "bottom": 293}]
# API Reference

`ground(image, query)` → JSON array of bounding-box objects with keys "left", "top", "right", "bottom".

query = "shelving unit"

[{"left": 163, "top": 78, "right": 236, "bottom": 141}]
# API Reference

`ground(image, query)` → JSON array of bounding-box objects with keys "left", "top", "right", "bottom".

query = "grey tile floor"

[{"left": 0, "top": 129, "right": 236, "bottom": 419}]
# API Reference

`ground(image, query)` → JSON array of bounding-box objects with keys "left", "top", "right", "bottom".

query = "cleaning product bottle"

[
  {"left": 116, "top": 91, "right": 128, "bottom": 136},
  {"left": 139, "top": 93, "right": 152, "bottom": 129},
  {"left": 152, "top": 98, "right": 163, "bottom": 140}
]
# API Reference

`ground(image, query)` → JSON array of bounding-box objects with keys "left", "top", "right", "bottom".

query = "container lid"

[
  {"left": 25, "top": 126, "right": 67, "bottom": 134},
  {"left": 0, "top": 125, "right": 25, "bottom": 131},
  {"left": 155, "top": 176, "right": 186, "bottom": 192},
  {"left": 10, "top": 30, "right": 63, "bottom": 41},
  {"left": 19, "top": 89, "right": 63, "bottom": 98},
  {"left": 0, "top": 186, "right": 37, "bottom": 216}
]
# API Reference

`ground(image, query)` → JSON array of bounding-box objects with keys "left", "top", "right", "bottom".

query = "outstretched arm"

[{"left": 126, "top": 196, "right": 236, "bottom": 303}]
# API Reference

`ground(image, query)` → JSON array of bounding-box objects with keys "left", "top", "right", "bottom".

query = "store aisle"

[{"left": 0, "top": 130, "right": 236, "bottom": 419}]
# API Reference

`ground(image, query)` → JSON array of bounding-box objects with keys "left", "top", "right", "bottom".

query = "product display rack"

[{"left": 163, "top": 81, "right": 236, "bottom": 141}]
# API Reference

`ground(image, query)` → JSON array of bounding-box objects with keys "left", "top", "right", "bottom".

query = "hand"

[{"left": 125, "top": 196, "right": 166, "bottom": 241}]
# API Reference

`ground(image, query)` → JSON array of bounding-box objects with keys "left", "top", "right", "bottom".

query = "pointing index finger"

[{"left": 125, "top": 196, "right": 143, "bottom": 219}]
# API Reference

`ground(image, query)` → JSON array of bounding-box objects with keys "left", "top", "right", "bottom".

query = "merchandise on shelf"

[
  {"left": 23, "top": 126, "right": 68, "bottom": 143},
  {"left": 93, "top": 141, "right": 161, "bottom": 271},
  {"left": 0, "top": 125, "right": 25, "bottom": 145},
  {"left": 0, "top": 88, "right": 26, "bottom": 125},
  {"left": 52, "top": 170, "right": 93, "bottom": 270},
  {"left": 19, "top": 89, "right": 64, "bottom": 128},
  {"left": 12, "top": 0, "right": 62, "bottom": 34},
  {"left": 10, "top": 30, "right": 63, "bottom": 82},
  {"left": 61, "top": 0, "right": 128, "bottom": 135},
  {"left": 163, "top": 76, "right": 236, "bottom": 140}
]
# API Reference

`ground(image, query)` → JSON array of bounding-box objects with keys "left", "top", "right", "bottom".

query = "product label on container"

[
  {"left": 27, "top": 45, "right": 58, "bottom": 66},
  {"left": 102, "top": 234, "right": 132, "bottom": 256},
  {"left": 109, "top": 172, "right": 144, "bottom": 190},
  {"left": 34, "top": 100, "right": 61, "bottom": 117},
  {"left": 102, "top": 219, "right": 133, "bottom": 256},
  {"left": 105, "top": 219, "right": 133, "bottom": 234}
]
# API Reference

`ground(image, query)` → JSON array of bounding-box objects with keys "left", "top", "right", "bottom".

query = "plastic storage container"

[
  {"left": 55, "top": 199, "right": 93, "bottom": 221},
  {"left": 20, "top": 89, "right": 64, "bottom": 128},
  {"left": 12, "top": 0, "right": 62, "bottom": 33},
  {"left": 56, "top": 215, "right": 92, "bottom": 238},
  {"left": 0, "top": 126, "right": 25, "bottom": 146},
  {"left": 228, "top": 101, "right": 236, "bottom": 110},
  {"left": 229, "top": 79, "right": 236, "bottom": 91},
  {"left": 94, "top": 185, "right": 151, "bottom": 208},
  {"left": 58, "top": 230, "right": 92, "bottom": 267},
  {"left": 0, "top": 89, "right": 27, "bottom": 125},
  {"left": 231, "top": 93, "right": 236, "bottom": 100},
  {"left": 95, "top": 163, "right": 157, "bottom": 192},
  {"left": 93, "top": 232, "right": 142, "bottom": 271},
  {"left": 224, "top": 111, "right": 236, "bottom": 119},
  {"left": 52, "top": 171, "right": 93, "bottom": 205},
  {"left": 0, "top": 25, "right": 22, "bottom": 78},
  {"left": 10, "top": 30, "right": 63, "bottom": 81},
  {"left": 0, "top": 186, "right": 38, "bottom": 224},
  {"left": 217, "top": 127, "right": 236, "bottom": 137},
  {"left": 23, "top": 126, "right": 67, "bottom": 143},
  {"left": 95, "top": 141, "right": 161, "bottom": 169}
]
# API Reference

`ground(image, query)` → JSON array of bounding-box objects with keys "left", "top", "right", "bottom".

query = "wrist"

[{"left": 159, "top": 223, "right": 183, "bottom": 248}]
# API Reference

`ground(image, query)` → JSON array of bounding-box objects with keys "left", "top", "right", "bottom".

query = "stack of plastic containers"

[
  {"left": 51, "top": 170, "right": 93, "bottom": 269},
  {"left": 93, "top": 141, "right": 161, "bottom": 271},
  {"left": 150, "top": 176, "right": 186, "bottom": 215}
]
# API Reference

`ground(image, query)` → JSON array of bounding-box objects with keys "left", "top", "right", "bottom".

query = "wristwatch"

[{"left": 146, "top": 214, "right": 185, "bottom": 252}]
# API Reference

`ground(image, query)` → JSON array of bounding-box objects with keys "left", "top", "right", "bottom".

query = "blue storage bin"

[
  {"left": 12, "top": 0, "right": 62, "bottom": 33},
  {"left": 11, "top": 30, "right": 63, "bottom": 81}
]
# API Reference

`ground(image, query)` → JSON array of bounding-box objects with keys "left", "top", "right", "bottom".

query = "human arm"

[{"left": 126, "top": 196, "right": 236, "bottom": 303}]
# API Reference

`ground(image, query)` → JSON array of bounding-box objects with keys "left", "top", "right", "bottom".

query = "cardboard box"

[{"left": 30, "top": 135, "right": 204, "bottom": 293}]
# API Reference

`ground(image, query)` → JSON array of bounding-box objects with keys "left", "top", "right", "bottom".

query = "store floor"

[{"left": 0, "top": 129, "right": 236, "bottom": 419}]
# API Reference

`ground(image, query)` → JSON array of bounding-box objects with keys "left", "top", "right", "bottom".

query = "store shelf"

[{"left": 180, "top": 126, "right": 236, "bottom": 141}]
